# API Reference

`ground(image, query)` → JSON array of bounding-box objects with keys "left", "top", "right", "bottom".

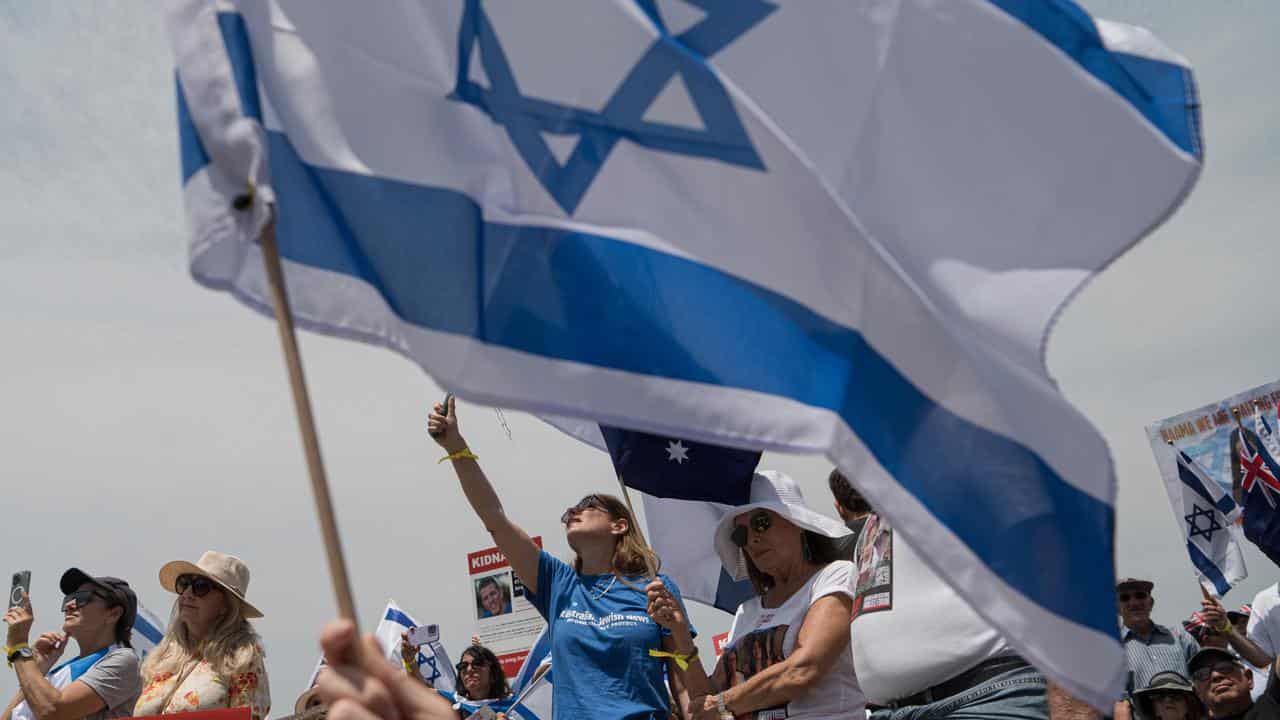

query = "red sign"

[
  {"left": 713, "top": 632, "right": 730, "bottom": 656},
  {"left": 466, "top": 536, "right": 543, "bottom": 573},
  {"left": 498, "top": 649, "right": 530, "bottom": 678}
]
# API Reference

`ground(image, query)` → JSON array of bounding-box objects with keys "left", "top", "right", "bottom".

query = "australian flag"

[
  {"left": 600, "top": 426, "right": 760, "bottom": 613},
  {"left": 1236, "top": 424, "right": 1280, "bottom": 568}
]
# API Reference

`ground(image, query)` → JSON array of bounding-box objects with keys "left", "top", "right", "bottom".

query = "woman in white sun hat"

[
  {"left": 647, "top": 470, "right": 865, "bottom": 719},
  {"left": 134, "top": 551, "right": 270, "bottom": 720}
]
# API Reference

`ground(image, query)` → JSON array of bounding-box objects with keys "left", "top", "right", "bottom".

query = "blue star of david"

[
  {"left": 417, "top": 651, "right": 442, "bottom": 683},
  {"left": 1185, "top": 503, "right": 1223, "bottom": 542},
  {"left": 451, "top": 0, "right": 776, "bottom": 214}
]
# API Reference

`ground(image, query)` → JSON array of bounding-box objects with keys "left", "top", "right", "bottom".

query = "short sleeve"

[
  {"left": 528, "top": 550, "right": 576, "bottom": 619},
  {"left": 78, "top": 648, "right": 141, "bottom": 713},
  {"left": 809, "top": 561, "right": 857, "bottom": 607},
  {"left": 227, "top": 649, "right": 271, "bottom": 720}
]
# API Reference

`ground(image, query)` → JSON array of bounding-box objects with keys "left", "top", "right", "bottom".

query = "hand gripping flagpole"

[{"left": 259, "top": 221, "right": 360, "bottom": 626}]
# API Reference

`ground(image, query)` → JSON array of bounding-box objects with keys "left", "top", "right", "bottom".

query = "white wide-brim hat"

[
  {"left": 159, "top": 550, "right": 263, "bottom": 619},
  {"left": 714, "top": 470, "right": 852, "bottom": 582}
]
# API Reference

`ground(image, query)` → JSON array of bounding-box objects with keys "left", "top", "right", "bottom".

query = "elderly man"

[
  {"left": 1190, "top": 647, "right": 1280, "bottom": 718},
  {"left": 1119, "top": 578, "right": 1200, "bottom": 691}
]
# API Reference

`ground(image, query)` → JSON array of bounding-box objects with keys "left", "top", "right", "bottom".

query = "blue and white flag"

[
  {"left": 375, "top": 600, "right": 456, "bottom": 693},
  {"left": 167, "top": 0, "right": 1202, "bottom": 706},
  {"left": 600, "top": 426, "right": 759, "bottom": 612},
  {"left": 506, "top": 628, "right": 552, "bottom": 720},
  {"left": 1172, "top": 445, "right": 1246, "bottom": 595},
  {"left": 131, "top": 603, "right": 165, "bottom": 660}
]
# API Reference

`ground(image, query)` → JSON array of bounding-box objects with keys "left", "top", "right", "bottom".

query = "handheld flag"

[
  {"left": 167, "top": 1, "right": 1203, "bottom": 707},
  {"left": 1172, "top": 445, "right": 1246, "bottom": 595},
  {"left": 1236, "top": 425, "right": 1280, "bottom": 568},
  {"left": 600, "top": 426, "right": 759, "bottom": 612}
]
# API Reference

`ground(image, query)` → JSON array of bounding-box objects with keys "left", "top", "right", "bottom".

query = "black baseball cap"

[
  {"left": 60, "top": 568, "right": 138, "bottom": 647},
  {"left": 1188, "top": 647, "right": 1240, "bottom": 675}
]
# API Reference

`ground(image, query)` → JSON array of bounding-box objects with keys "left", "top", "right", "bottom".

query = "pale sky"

[{"left": 2, "top": 0, "right": 1279, "bottom": 711}]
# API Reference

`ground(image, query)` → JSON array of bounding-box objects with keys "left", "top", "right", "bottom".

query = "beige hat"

[
  {"left": 714, "top": 470, "right": 852, "bottom": 582},
  {"left": 159, "top": 550, "right": 263, "bottom": 619}
]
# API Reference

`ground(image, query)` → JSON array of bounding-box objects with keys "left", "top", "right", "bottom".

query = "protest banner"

[
  {"left": 1146, "top": 380, "right": 1280, "bottom": 508},
  {"left": 468, "top": 538, "right": 546, "bottom": 677}
]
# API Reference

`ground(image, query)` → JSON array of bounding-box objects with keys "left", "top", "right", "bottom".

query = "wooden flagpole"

[{"left": 260, "top": 223, "right": 359, "bottom": 626}]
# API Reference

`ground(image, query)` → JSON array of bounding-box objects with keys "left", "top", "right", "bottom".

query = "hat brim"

[
  {"left": 294, "top": 686, "right": 324, "bottom": 714},
  {"left": 714, "top": 501, "right": 852, "bottom": 582},
  {"left": 60, "top": 568, "right": 97, "bottom": 596},
  {"left": 1116, "top": 580, "right": 1154, "bottom": 593},
  {"left": 159, "top": 560, "right": 263, "bottom": 619}
]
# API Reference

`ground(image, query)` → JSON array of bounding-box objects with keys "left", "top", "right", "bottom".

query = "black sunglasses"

[
  {"left": 456, "top": 660, "right": 488, "bottom": 673},
  {"left": 1192, "top": 660, "right": 1243, "bottom": 683},
  {"left": 62, "top": 589, "right": 105, "bottom": 610},
  {"left": 175, "top": 574, "right": 217, "bottom": 598},
  {"left": 730, "top": 511, "right": 773, "bottom": 548},
  {"left": 561, "top": 495, "right": 609, "bottom": 525},
  {"left": 1118, "top": 591, "right": 1149, "bottom": 602}
]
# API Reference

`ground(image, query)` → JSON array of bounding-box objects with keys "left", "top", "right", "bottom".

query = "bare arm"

[
  {"left": 695, "top": 595, "right": 851, "bottom": 717},
  {"left": 1046, "top": 682, "right": 1100, "bottom": 720},
  {"left": 1202, "top": 596, "right": 1274, "bottom": 669},
  {"left": 428, "top": 397, "right": 542, "bottom": 594},
  {"left": 2, "top": 690, "right": 25, "bottom": 720},
  {"left": 12, "top": 664, "right": 105, "bottom": 720}
]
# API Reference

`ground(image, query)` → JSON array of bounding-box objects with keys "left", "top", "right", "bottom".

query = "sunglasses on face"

[
  {"left": 456, "top": 660, "right": 487, "bottom": 673},
  {"left": 1118, "top": 591, "right": 1149, "bottom": 602},
  {"left": 730, "top": 511, "right": 773, "bottom": 548},
  {"left": 561, "top": 495, "right": 609, "bottom": 525},
  {"left": 62, "top": 590, "right": 104, "bottom": 610},
  {"left": 175, "top": 574, "right": 217, "bottom": 598},
  {"left": 1192, "top": 661, "right": 1243, "bottom": 683}
]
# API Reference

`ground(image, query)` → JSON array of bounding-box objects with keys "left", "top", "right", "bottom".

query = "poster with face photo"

[
  {"left": 851, "top": 514, "right": 892, "bottom": 617},
  {"left": 466, "top": 538, "right": 546, "bottom": 678}
]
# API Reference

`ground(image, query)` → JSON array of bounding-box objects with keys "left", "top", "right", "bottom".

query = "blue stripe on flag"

[
  {"left": 1178, "top": 452, "right": 1236, "bottom": 516},
  {"left": 384, "top": 607, "right": 416, "bottom": 628},
  {"left": 217, "top": 13, "right": 262, "bottom": 121},
  {"left": 180, "top": 10, "right": 1118, "bottom": 640},
  {"left": 134, "top": 615, "right": 164, "bottom": 645},
  {"left": 1187, "top": 541, "right": 1231, "bottom": 596},
  {"left": 985, "top": 0, "right": 1200, "bottom": 157},
  {"left": 177, "top": 77, "right": 209, "bottom": 183}
]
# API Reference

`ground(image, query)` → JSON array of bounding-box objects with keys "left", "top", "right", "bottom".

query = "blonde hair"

[
  {"left": 140, "top": 593, "right": 263, "bottom": 682},
  {"left": 571, "top": 494, "right": 660, "bottom": 579}
]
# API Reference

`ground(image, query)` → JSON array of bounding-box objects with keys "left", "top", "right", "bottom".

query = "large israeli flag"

[{"left": 166, "top": 0, "right": 1202, "bottom": 707}]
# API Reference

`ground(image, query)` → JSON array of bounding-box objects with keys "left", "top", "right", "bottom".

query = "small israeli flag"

[{"left": 1173, "top": 445, "right": 1246, "bottom": 595}]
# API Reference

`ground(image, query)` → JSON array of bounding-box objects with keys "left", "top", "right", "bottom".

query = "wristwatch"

[{"left": 6, "top": 645, "right": 33, "bottom": 667}]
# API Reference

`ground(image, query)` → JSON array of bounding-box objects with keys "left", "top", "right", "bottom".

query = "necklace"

[{"left": 588, "top": 575, "right": 616, "bottom": 601}]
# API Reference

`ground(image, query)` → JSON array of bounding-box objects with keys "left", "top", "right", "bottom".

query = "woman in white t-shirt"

[{"left": 647, "top": 470, "right": 865, "bottom": 719}]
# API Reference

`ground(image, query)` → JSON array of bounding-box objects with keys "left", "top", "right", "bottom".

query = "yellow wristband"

[
  {"left": 403, "top": 658, "right": 418, "bottom": 673},
  {"left": 649, "top": 648, "right": 699, "bottom": 671},
  {"left": 438, "top": 448, "right": 479, "bottom": 464},
  {"left": 5, "top": 643, "right": 30, "bottom": 668}
]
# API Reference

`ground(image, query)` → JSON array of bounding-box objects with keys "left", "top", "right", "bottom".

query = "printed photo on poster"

[
  {"left": 852, "top": 514, "right": 892, "bottom": 617},
  {"left": 467, "top": 538, "right": 547, "bottom": 678},
  {"left": 474, "top": 573, "right": 514, "bottom": 619},
  {"left": 719, "top": 625, "right": 790, "bottom": 719}
]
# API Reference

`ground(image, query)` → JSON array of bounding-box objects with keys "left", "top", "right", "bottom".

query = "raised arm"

[
  {"left": 428, "top": 397, "right": 542, "bottom": 594},
  {"left": 1201, "top": 596, "right": 1274, "bottom": 669}
]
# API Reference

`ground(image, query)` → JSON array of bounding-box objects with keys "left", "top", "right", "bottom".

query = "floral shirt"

[{"left": 133, "top": 647, "right": 270, "bottom": 720}]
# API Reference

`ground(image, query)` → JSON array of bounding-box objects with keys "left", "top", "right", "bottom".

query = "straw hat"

[
  {"left": 159, "top": 550, "right": 263, "bottom": 619},
  {"left": 714, "top": 470, "right": 852, "bottom": 582}
]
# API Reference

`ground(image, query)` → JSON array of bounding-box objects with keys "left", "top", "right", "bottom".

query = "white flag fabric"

[
  {"left": 1172, "top": 445, "right": 1247, "bottom": 595},
  {"left": 375, "top": 600, "right": 456, "bottom": 693},
  {"left": 166, "top": 0, "right": 1202, "bottom": 707}
]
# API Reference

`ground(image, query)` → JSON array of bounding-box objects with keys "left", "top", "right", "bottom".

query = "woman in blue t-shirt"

[{"left": 315, "top": 397, "right": 695, "bottom": 720}]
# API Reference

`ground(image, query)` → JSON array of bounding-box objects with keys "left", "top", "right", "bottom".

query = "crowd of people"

[{"left": 8, "top": 399, "right": 1280, "bottom": 720}]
